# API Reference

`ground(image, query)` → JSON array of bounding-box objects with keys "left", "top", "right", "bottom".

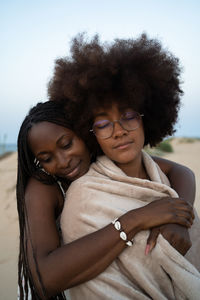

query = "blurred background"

[
  {"left": 1, "top": 0, "right": 200, "bottom": 150},
  {"left": 0, "top": 1, "right": 200, "bottom": 299}
]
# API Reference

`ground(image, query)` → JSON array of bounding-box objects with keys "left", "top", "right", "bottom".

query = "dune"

[{"left": 0, "top": 139, "right": 199, "bottom": 299}]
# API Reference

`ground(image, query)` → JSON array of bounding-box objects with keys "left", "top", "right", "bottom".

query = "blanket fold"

[{"left": 61, "top": 151, "right": 200, "bottom": 300}]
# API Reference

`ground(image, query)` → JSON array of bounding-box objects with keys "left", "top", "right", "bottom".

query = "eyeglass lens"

[{"left": 92, "top": 111, "right": 142, "bottom": 139}]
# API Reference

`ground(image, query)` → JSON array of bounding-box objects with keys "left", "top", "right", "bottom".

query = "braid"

[{"left": 17, "top": 100, "right": 73, "bottom": 299}]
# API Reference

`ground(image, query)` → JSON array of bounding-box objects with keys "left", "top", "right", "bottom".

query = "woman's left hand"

[{"left": 146, "top": 224, "right": 192, "bottom": 255}]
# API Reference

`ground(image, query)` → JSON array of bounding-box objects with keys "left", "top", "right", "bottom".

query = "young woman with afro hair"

[{"left": 47, "top": 33, "right": 200, "bottom": 299}]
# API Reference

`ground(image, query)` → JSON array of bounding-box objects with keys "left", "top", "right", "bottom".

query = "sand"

[
  {"left": 0, "top": 139, "right": 200, "bottom": 299},
  {"left": 0, "top": 152, "right": 18, "bottom": 300}
]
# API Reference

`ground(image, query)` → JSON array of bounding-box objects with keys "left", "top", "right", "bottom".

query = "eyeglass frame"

[{"left": 90, "top": 111, "right": 144, "bottom": 139}]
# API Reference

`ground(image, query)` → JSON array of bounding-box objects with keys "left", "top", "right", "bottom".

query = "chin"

[
  {"left": 117, "top": 160, "right": 134, "bottom": 165},
  {"left": 80, "top": 166, "right": 89, "bottom": 177},
  {"left": 115, "top": 154, "right": 138, "bottom": 164}
]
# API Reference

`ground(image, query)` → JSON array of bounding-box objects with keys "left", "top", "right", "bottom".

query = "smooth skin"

[
  {"left": 26, "top": 121, "right": 195, "bottom": 298},
  {"left": 93, "top": 105, "right": 146, "bottom": 178}
]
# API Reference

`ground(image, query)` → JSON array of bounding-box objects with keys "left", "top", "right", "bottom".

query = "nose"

[
  {"left": 112, "top": 121, "right": 128, "bottom": 138},
  {"left": 56, "top": 151, "right": 71, "bottom": 169}
]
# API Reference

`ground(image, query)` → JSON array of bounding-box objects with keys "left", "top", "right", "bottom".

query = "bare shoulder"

[
  {"left": 152, "top": 155, "right": 174, "bottom": 174},
  {"left": 152, "top": 155, "right": 194, "bottom": 176},
  {"left": 25, "top": 177, "right": 64, "bottom": 218},
  {"left": 24, "top": 178, "right": 65, "bottom": 279}
]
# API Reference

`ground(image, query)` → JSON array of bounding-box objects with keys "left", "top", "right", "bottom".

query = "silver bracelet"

[{"left": 112, "top": 218, "right": 134, "bottom": 247}]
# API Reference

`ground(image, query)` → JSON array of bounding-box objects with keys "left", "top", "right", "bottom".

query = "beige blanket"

[{"left": 61, "top": 151, "right": 200, "bottom": 300}]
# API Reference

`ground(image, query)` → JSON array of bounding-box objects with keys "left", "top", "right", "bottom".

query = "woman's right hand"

[{"left": 137, "top": 197, "right": 194, "bottom": 230}]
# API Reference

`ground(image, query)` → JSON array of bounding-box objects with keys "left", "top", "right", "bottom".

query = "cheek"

[
  {"left": 76, "top": 141, "right": 90, "bottom": 161},
  {"left": 130, "top": 126, "right": 145, "bottom": 148},
  {"left": 96, "top": 139, "right": 111, "bottom": 156},
  {"left": 138, "top": 128, "right": 145, "bottom": 147},
  {"left": 41, "top": 163, "right": 55, "bottom": 174},
  {"left": 140, "top": 123, "right": 145, "bottom": 143}
]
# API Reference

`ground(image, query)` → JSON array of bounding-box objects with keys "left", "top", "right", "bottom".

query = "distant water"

[{"left": 0, "top": 143, "right": 17, "bottom": 156}]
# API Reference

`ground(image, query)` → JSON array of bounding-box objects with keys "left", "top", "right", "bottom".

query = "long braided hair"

[{"left": 17, "top": 100, "right": 77, "bottom": 299}]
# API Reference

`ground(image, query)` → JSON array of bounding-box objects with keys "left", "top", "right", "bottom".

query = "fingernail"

[{"left": 145, "top": 244, "right": 150, "bottom": 255}]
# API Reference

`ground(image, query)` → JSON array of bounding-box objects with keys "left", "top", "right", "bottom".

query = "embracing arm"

[
  {"left": 153, "top": 156, "right": 196, "bottom": 205},
  {"left": 25, "top": 177, "right": 138, "bottom": 298},
  {"left": 25, "top": 177, "right": 193, "bottom": 298},
  {"left": 148, "top": 156, "right": 196, "bottom": 255}
]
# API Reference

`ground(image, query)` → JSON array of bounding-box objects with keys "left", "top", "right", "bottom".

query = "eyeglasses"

[{"left": 90, "top": 111, "right": 144, "bottom": 139}]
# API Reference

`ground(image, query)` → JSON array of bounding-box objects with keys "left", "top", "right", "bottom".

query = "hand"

[
  {"left": 139, "top": 197, "right": 194, "bottom": 230},
  {"left": 146, "top": 224, "right": 192, "bottom": 256}
]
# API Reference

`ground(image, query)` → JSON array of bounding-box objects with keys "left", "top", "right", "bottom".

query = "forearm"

[
  {"left": 65, "top": 210, "right": 141, "bottom": 288},
  {"left": 149, "top": 156, "right": 195, "bottom": 255},
  {"left": 36, "top": 210, "right": 140, "bottom": 297},
  {"left": 58, "top": 227, "right": 126, "bottom": 289},
  {"left": 25, "top": 181, "right": 141, "bottom": 298},
  {"left": 42, "top": 196, "right": 192, "bottom": 297}
]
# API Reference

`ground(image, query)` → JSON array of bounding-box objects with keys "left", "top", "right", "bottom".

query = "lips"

[
  {"left": 61, "top": 161, "right": 81, "bottom": 179},
  {"left": 113, "top": 141, "right": 133, "bottom": 149}
]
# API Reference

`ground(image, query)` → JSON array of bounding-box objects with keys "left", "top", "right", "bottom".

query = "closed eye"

[
  {"left": 62, "top": 140, "right": 72, "bottom": 149},
  {"left": 122, "top": 112, "right": 137, "bottom": 121},
  {"left": 40, "top": 157, "right": 52, "bottom": 164},
  {"left": 124, "top": 116, "right": 136, "bottom": 121},
  {"left": 94, "top": 120, "right": 110, "bottom": 129}
]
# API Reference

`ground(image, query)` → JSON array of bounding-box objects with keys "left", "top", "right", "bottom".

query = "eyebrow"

[
  {"left": 94, "top": 112, "right": 108, "bottom": 118},
  {"left": 36, "top": 134, "right": 70, "bottom": 157}
]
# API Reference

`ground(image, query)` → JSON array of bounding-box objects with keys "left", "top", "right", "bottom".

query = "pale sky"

[{"left": 1, "top": 0, "right": 200, "bottom": 143}]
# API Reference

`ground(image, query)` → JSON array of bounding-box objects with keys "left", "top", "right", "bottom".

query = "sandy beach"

[
  {"left": 0, "top": 139, "right": 200, "bottom": 299},
  {"left": 0, "top": 152, "right": 18, "bottom": 300}
]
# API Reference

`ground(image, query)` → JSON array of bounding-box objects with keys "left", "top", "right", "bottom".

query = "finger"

[
  {"left": 178, "top": 205, "right": 194, "bottom": 215},
  {"left": 146, "top": 227, "right": 160, "bottom": 254},
  {"left": 173, "top": 198, "right": 193, "bottom": 211},
  {"left": 145, "top": 244, "right": 150, "bottom": 256},
  {"left": 173, "top": 203, "right": 194, "bottom": 217},
  {"left": 190, "top": 208, "right": 195, "bottom": 219},
  {"left": 175, "top": 211, "right": 194, "bottom": 225},
  {"left": 177, "top": 212, "right": 194, "bottom": 224},
  {"left": 175, "top": 217, "right": 192, "bottom": 228}
]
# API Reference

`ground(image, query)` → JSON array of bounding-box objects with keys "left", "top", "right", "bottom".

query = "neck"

[{"left": 115, "top": 152, "right": 148, "bottom": 179}]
